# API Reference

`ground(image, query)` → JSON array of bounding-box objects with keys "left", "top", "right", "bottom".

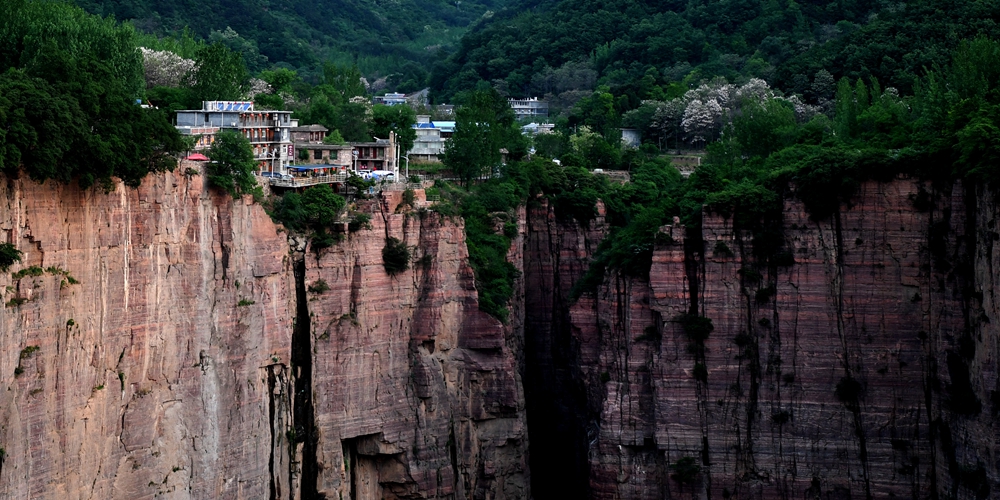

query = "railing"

[{"left": 269, "top": 173, "right": 348, "bottom": 188}]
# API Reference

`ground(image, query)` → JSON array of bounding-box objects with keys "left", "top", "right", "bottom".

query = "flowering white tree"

[
  {"left": 626, "top": 77, "right": 824, "bottom": 150},
  {"left": 140, "top": 48, "right": 195, "bottom": 89},
  {"left": 248, "top": 78, "right": 271, "bottom": 99},
  {"left": 681, "top": 99, "right": 724, "bottom": 145}
]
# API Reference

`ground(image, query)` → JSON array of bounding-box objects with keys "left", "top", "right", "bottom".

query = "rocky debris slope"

[
  {"left": 301, "top": 206, "right": 530, "bottom": 499},
  {"left": 0, "top": 168, "right": 296, "bottom": 499},
  {"left": 528, "top": 179, "right": 1000, "bottom": 498}
]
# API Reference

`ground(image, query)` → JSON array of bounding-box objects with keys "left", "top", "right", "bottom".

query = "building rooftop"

[
  {"left": 291, "top": 124, "right": 329, "bottom": 132},
  {"left": 294, "top": 142, "right": 350, "bottom": 150}
]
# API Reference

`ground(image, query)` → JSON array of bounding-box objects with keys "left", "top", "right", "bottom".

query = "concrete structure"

[
  {"left": 620, "top": 128, "right": 641, "bottom": 148},
  {"left": 521, "top": 122, "right": 555, "bottom": 136},
  {"left": 409, "top": 115, "right": 456, "bottom": 163},
  {"left": 374, "top": 93, "right": 407, "bottom": 106},
  {"left": 509, "top": 97, "right": 548, "bottom": 119},
  {"left": 175, "top": 101, "right": 293, "bottom": 174}
]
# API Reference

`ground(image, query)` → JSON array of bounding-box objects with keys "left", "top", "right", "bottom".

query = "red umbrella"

[{"left": 186, "top": 153, "right": 210, "bottom": 161}]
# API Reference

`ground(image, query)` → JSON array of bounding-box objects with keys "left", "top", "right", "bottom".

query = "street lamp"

[{"left": 403, "top": 154, "right": 410, "bottom": 184}]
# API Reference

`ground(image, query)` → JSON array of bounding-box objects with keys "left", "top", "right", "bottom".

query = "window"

[{"left": 314, "top": 149, "right": 322, "bottom": 160}]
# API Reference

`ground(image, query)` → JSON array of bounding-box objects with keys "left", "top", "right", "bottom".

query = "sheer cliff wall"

[
  {"left": 5, "top": 166, "right": 999, "bottom": 500},
  {"left": 302, "top": 206, "right": 530, "bottom": 499},
  {"left": 525, "top": 179, "right": 1000, "bottom": 499},
  {"left": 0, "top": 169, "right": 296, "bottom": 499},
  {"left": 0, "top": 169, "right": 531, "bottom": 500}
]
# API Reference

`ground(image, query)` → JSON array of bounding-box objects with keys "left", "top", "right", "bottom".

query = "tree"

[
  {"left": 444, "top": 85, "right": 527, "bottom": 184},
  {"left": 255, "top": 68, "right": 298, "bottom": 110},
  {"left": 323, "top": 130, "right": 347, "bottom": 145},
  {"left": 188, "top": 42, "right": 250, "bottom": 101},
  {"left": 682, "top": 99, "right": 724, "bottom": 146},
  {"left": 372, "top": 104, "right": 417, "bottom": 154},
  {"left": 321, "top": 64, "right": 367, "bottom": 103},
  {"left": 301, "top": 185, "right": 345, "bottom": 227},
  {"left": 570, "top": 87, "right": 621, "bottom": 140},
  {"left": 0, "top": 1, "right": 184, "bottom": 189},
  {"left": 207, "top": 131, "right": 258, "bottom": 198},
  {"left": 732, "top": 98, "right": 798, "bottom": 157}
]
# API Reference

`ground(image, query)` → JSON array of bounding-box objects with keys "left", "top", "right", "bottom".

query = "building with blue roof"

[{"left": 410, "top": 115, "right": 455, "bottom": 162}]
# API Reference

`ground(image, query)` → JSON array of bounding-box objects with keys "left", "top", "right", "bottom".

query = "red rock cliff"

[
  {"left": 526, "top": 178, "right": 1000, "bottom": 498},
  {"left": 0, "top": 168, "right": 296, "bottom": 499},
  {"left": 0, "top": 171, "right": 532, "bottom": 500},
  {"left": 301, "top": 205, "right": 530, "bottom": 499}
]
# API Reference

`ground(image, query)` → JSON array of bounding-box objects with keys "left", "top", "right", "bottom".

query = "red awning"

[{"left": 186, "top": 153, "right": 209, "bottom": 161}]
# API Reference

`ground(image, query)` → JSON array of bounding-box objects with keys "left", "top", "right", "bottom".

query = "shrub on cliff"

[
  {"left": 0, "top": 244, "right": 22, "bottom": 272},
  {"left": 268, "top": 185, "right": 346, "bottom": 247},
  {"left": 382, "top": 237, "right": 410, "bottom": 275}
]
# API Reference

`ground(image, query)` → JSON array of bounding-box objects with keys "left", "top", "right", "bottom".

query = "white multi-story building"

[
  {"left": 175, "top": 101, "right": 294, "bottom": 174},
  {"left": 508, "top": 97, "right": 548, "bottom": 119},
  {"left": 409, "top": 115, "right": 455, "bottom": 163}
]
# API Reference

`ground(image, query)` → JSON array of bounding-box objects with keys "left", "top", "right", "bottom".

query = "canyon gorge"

[{"left": 0, "top": 165, "right": 998, "bottom": 499}]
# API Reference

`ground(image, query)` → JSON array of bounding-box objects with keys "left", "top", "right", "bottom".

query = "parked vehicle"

[
  {"left": 369, "top": 170, "right": 396, "bottom": 181},
  {"left": 259, "top": 171, "right": 293, "bottom": 180}
]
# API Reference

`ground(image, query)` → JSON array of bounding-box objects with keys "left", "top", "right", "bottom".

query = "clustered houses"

[
  {"left": 290, "top": 124, "right": 353, "bottom": 171},
  {"left": 175, "top": 101, "right": 293, "bottom": 174},
  {"left": 174, "top": 93, "right": 558, "bottom": 186},
  {"left": 290, "top": 125, "right": 399, "bottom": 175}
]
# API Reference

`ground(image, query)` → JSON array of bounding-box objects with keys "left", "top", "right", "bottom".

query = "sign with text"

[{"left": 204, "top": 101, "right": 254, "bottom": 112}]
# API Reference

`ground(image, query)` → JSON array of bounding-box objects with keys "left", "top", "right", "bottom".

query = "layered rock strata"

[
  {"left": 529, "top": 179, "right": 1000, "bottom": 498},
  {"left": 302, "top": 206, "right": 530, "bottom": 499},
  {"left": 0, "top": 168, "right": 296, "bottom": 499}
]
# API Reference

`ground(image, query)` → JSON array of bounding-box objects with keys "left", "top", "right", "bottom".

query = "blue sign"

[{"left": 209, "top": 101, "right": 253, "bottom": 112}]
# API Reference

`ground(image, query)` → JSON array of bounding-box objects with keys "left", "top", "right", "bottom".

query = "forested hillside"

[
  {"left": 76, "top": 0, "right": 502, "bottom": 85},
  {"left": 431, "top": 0, "right": 1000, "bottom": 103}
]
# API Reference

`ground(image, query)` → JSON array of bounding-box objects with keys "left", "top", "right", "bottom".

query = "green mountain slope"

[
  {"left": 430, "top": 0, "right": 1000, "bottom": 101},
  {"left": 75, "top": 0, "right": 502, "bottom": 77}
]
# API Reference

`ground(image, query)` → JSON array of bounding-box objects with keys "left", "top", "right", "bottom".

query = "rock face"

[
  {"left": 301, "top": 207, "right": 530, "bottom": 499},
  {"left": 527, "top": 178, "right": 1000, "bottom": 498},
  {"left": 0, "top": 167, "right": 296, "bottom": 499},
  {"left": 8, "top": 165, "right": 1000, "bottom": 500},
  {"left": 0, "top": 170, "right": 531, "bottom": 500}
]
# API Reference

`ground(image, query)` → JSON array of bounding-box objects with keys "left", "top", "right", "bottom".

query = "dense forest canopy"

[
  {"left": 75, "top": 0, "right": 502, "bottom": 87},
  {"left": 430, "top": 0, "right": 1000, "bottom": 105},
  {"left": 0, "top": 0, "right": 184, "bottom": 189}
]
